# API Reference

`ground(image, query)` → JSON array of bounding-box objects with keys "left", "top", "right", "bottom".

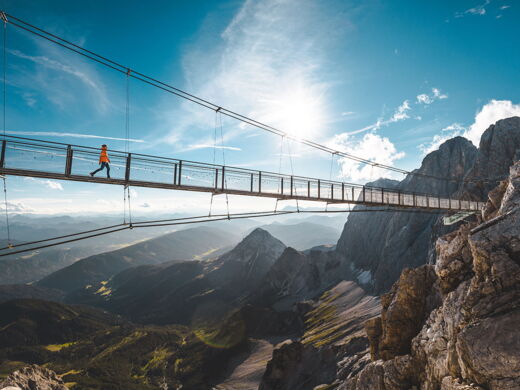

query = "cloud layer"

[
  {"left": 331, "top": 133, "right": 405, "bottom": 182},
  {"left": 420, "top": 100, "right": 520, "bottom": 154}
]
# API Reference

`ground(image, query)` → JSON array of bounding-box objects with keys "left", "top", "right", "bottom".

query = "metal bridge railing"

[{"left": 0, "top": 136, "right": 486, "bottom": 212}]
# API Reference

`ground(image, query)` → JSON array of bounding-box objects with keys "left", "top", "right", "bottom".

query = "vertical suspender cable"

[
  {"left": 218, "top": 111, "right": 230, "bottom": 219},
  {"left": 1, "top": 14, "right": 10, "bottom": 247},
  {"left": 125, "top": 69, "right": 132, "bottom": 227},
  {"left": 208, "top": 110, "right": 219, "bottom": 216},
  {"left": 2, "top": 13, "right": 5, "bottom": 138},
  {"left": 275, "top": 136, "right": 284, "bottom": 213},
  {"left": 287, "top": 139, "right": 299, "bottom": 212},
  {"left": 2, "top": 178, "right": 11, "bottom": 247}
]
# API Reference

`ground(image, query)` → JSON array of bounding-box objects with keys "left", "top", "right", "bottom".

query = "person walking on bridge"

[{"left": 90, "top": 144, "right": 111, "bottom": 178}]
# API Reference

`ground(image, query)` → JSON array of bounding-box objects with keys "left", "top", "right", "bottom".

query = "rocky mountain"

[
  {"left": 37, "top": 225, "right": 239, "bottom": 293},
  {"left": 74, "top": 228, "right": 287, "bottom": 325},
  {"left": 460, "top": 116, "right": 520, "bottom": 199},
  {"left": 337, "top": 159, "right": 520, "bottom": 389},
  {"left": 259, "top": 221, "right": 341, "bottom": 250},
  {"left": 336, "top": 123, "right": 520, "bottom": 293}
]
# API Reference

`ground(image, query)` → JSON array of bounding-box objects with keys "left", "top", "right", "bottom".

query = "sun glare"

[{"left": 267, "top": 86, "right": 325, "bottom": 140}]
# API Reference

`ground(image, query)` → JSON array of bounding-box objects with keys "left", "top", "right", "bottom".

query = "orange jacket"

[{"left": 99, "top": 146, "right": 110, "bottom": 163}]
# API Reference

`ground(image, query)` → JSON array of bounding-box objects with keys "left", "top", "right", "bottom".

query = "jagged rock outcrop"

[
  {"left": 367, "top": 265, "right": 441, "bottom": 361},
  {"left": 336, "top": 137, "right": 478, "bottom": 294},
  {"left": 340, "top": 160, "right": 520, "bottom": 390},
  {"left": 0, "top": 365, "right": 68, "bottom": 390},
  {"left": 460, "top": 116, "right": 520, "bottom": 200}
]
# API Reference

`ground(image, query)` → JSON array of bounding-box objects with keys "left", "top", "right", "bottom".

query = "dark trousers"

[{"left": 91, "top": 162, "right": 110, "bottom": 177}]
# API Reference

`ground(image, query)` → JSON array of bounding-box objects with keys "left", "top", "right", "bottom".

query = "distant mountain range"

[
  {"left": 258, "top": 221, "right": 341, "bottom": 250},
  {"left": 37, "top": 225, "right": 240, "bottom": 293}
]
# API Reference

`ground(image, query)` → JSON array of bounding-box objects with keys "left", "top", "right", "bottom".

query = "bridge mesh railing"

[{"left": 0, "top": 136, "right": 486, "bottom": 212}]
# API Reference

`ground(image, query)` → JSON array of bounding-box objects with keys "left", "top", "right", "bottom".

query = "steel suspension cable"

[
  {"left": 0, "top": 12, "right": 501, "bottom": 185},
  {"left": 0, "top": 222, "right": 127, "bottom": 250},
  {"left": 0, "top": 206, "right": 456, "bottom": 257}
]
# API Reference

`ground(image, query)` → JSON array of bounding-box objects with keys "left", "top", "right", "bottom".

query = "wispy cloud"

[
  {"left": 416, "top": 88, "right": 448, "bottom": 105},
  {"left": 22, "top": 92, "right": 37, "bottom": 107},
  {"left": 442, "top": 123, "right": 465, "bottom": 132},
  {"left": 6, "top": 130, "right": 144, "bottom": 143},
  {"left": 347, "top": 87, "right": 448, "bottom": 136},
  {"left": 158, "top": 0, "right": 349, "bottom": 151},
  {"left": 24, "top": 177, "right": 63, "bottom": 190},
  {"left": 183, "top": 144, "right": 242, "bottom": 152},
  {"left": 10, "top": 49, "right": 101, "bottom": 91},
  {"left": 455, "top": 0, "right": 491, "bottom": 17},
  {"left": 346, "top": 100, "right": 412, "bottom": 135},
  {"left": 7, "top": 37, "right": 110, "bottom": 114},
  {"left": 0, "top": 201, "right": 33, "bottom": 213}
]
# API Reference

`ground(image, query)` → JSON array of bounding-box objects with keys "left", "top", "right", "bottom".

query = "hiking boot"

[{"left": 89, "top": 172, "right": 94, "bottom": 177}]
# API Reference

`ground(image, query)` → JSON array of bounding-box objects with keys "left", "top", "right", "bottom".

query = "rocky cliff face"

[
  {"left": 340, "top": 160, "right": 520, "bottom": 390},
  {"left": 336, "top": 136, "right": 478, "bottom": 294},
  {"left": 460, "top": 116, "right": 520, "bottom": 200}
]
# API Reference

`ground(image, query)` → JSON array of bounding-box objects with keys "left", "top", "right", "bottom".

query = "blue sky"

[{"left": 1, "top": 0, "right": 519, "bottom": 215}]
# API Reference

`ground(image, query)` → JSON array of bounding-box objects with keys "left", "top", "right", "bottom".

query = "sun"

[{"left": 267, "top": 85, "right": 325, "bottom": 140}]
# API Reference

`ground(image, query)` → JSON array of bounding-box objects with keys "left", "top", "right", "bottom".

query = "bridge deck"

[{"left": 0, "top": 136, "right": 485, "bottom": 212}]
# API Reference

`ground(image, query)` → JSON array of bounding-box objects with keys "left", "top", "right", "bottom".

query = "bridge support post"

[
  {"left": 308, "top": 181, "right": 310, "bottom": 198},
  {"left": 290, "top": 176, "right": 293, "bottom": 196},
  {"left": 215, "top": 169, "right": 219, "bottom": 190},
  {"left": 221, "top": 166, "right": 225, "bottom": 191},
  {"left": 178, "top": 161, "right": 182, "bottom": 185},
  {"left": 125, "top": 153, "right": 132, "bottom": 182},
  {"left": 362, "top": 186, "right": 365, "bottom": 203},
  {"left": 259, "top": 171, "right": 262, "bottom": 193},
  {"left": 342, "top": 183, "right": 345, "bottom": 201},
  {"left": 280, "top": 177, "right": 284, "bottom": 195},
  {"left": 0, "top": 140, "right": 6, "bottom": 168},
  {"left": 331, "top": 184, "right": 334, "bottom": 200},
  {"left": 250, "top": 173, "right": 254, "bottom": 192},
  {"left": 398, "top": 190, "right": 401, "bottom": 205},
  {"left": 318, "top": 180, "right": 321, "bottom": 199},
  {"left": 173, "top": 163, "right": 177, "bottom": 186},
  {"left": 65, "top": 145, "right": 73, "bottom": 177},
  {"left": 381, "top": 188, "right": 384, "bottom": 204}
]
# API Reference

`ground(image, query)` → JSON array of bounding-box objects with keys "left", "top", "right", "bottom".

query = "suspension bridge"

[
  {"left": 0, "top": 136, "right": 484, "bottom": 212},
  {"left": 0, "top": 12, "right": 493, "bottom": 256}
]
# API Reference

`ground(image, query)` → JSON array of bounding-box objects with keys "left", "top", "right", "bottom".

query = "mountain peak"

[{"left": 235, "top": 228, "right": 286, "bottom": 252}]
